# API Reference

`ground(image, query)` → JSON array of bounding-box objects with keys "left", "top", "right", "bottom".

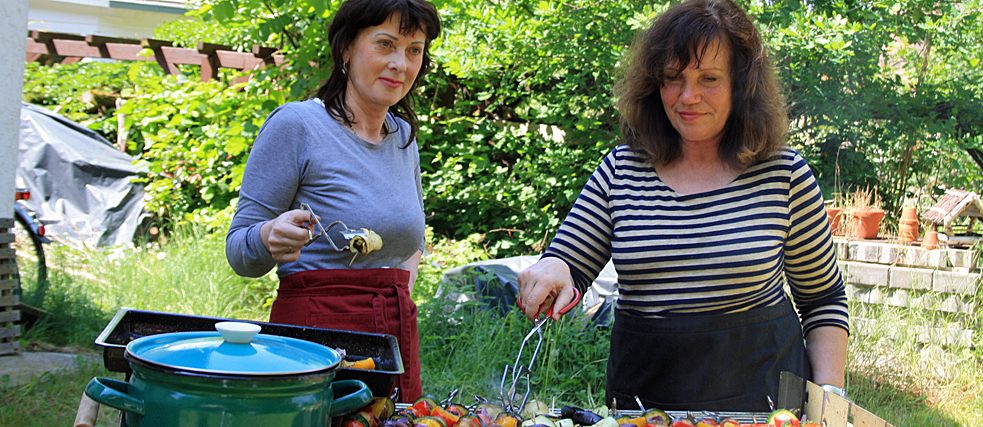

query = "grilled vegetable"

[
  {"left": 412, "top": 398, "right": 441, "bottom": 417},
  {"left": 559, "top": 406, "right": 603, "bottom": 426},
  {"left": 351, "top": 228, "right": 383, "bottom": 254},
  {"left": 717, "top": 418, "right": 738, "bottom": 427},
  {"left": 474, "top": 403, "right": 504, "bottom": 426},
  {"left": 445, "top": 404, "right": 470, "bottom": 418},
  {"left": 344, "top": 413, "right": 373, "bottom": 427},
  {"left": 494, "top": 413, "right": 521, "bottom": 427},
  {"left": 617, "top": 416, "right": 647, "bottom": 427},
  {"left": 403, "top": 406, "right": 426, "bottom": 419},
  {"left": 556, "top": 418, "right": 574, "bottom": 427},
  {"left": 342, "top": 357, "right": 377, "bottom": 370},
  {"left": 521, "top": 400, "right": 551, "bottom": 420},
  {"left": 456, "top": 416, "right": 484, "bottom": 427},
  {"left": 669, "top": 419, "right": 695, "bottom": 427},
  {"left": 383, "top": 416, "right": 414, "bottom": 427},
  {"left": 415, "top": 416, "right": 448, "bottom": 427},
  {"left": 694, "top": 418, "right": 719, "bottom": 427},
  {"left": 766, "top": 409, "right": 799, "bottom": 427},
  {"left": 365, "top": 397, "right": 395, "bottom": 421},
  {"left": 432, "top": 406, "right": 462, "bottom": 427},
  {"left": 593, "top": 417, "right": 620, "bottom": 427},
  {"left": 642, "top": 409, "right": 671, "bottom": 427}
]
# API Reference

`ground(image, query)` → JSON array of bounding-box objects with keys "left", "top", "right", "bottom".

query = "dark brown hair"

[
  {"left": 315, "top": 0, "right": 441, "bottom": 148},
  {"left": 615, "top": 0, "right": 787, "bottom": 168}
]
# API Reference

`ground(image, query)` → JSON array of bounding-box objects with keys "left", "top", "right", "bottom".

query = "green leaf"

[{"left": 212, "top": 1, "right": 234, "bottom": 22}]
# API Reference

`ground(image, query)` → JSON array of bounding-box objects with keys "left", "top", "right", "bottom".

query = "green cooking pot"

[{"left": 85, "top": 321, "right": 372, "bottom": 427}]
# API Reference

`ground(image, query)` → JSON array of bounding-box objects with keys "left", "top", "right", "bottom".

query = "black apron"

[{"left": 606, "top": 297, "right": 810, "bottom": 411}]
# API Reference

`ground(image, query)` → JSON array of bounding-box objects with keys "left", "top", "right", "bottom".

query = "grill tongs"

[
  {"left": 300, "top": 203, "right": 381, "bottom": 253},
  {"left": 500, "top": 287, "right": 582, "bottom": 414},
  {"left": 300, "top": 203, "right": 382, "bottom": 265}
]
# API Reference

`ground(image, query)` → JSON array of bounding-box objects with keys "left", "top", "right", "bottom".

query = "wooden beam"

[
  {"left": 0, "top": 341, "right": 20, "bottom": 355},
  {"left": 0, "top": 263, "right": 16, "bottom": 277},
  {"left": 144, "top": 38, "right": 179, "bottom": 74},
  {"left": 197, "top": 42, "right": 227, "bottom": 81},
  {"left": 27, "top": 32, "right": 283, "bottom": 78},
  {"left": 252, "top": 44, "right": 279, "bottom": 66},
  {"left": 51, "top": 39, "right": 101, "bottom": 58},
  {"left": 30, "top": 30, "right": 83, "bottom": 64},
  {"left": 216, "top": 50, "right": 265, "bottom": 70},
  {"left": 26, "top": 37, "right": 49, "bottom": 62},
  {"left": 0, "top": 309, "right": 21, "bottom": 323},
  {"left": 85, "top": 35, "right": 150, "bottom": 62}
]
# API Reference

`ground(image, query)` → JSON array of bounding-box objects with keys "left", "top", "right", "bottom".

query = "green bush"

[
  {"left": 116, "top": 74, "right": 286, "bottom": 227},
  {"left": 21, "top": 0, "right": 983, "bottom": 253}
]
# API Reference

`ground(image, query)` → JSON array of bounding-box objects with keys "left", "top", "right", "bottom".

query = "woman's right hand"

[
  {"left": 260, "top": 209, "right": 314, "bottom": 263},
  {"left": 517, "top": 257, "right": 576, "bottom": 321}
]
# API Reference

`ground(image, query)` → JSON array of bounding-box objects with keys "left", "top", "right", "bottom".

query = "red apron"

[{"left": 269, "top": 268, "right": 422, "bottom": 402}]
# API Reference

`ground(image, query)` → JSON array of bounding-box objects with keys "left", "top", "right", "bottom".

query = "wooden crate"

[
  {"left": 0, "top": 218, "right": 21, "bottom": 355},
  {"left": 778, "top": 372, "right": 893, "bottom": 427}
]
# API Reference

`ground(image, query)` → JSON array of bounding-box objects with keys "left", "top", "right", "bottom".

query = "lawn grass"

[{"left": 0, "top": 228, "right": 979, "bottom": 426}]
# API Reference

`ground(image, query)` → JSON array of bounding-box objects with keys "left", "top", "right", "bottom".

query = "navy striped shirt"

[{"left": 544, "top": 145, "right": 849, "bottom": 335}]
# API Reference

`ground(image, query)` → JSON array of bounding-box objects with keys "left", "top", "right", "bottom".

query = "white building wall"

[
  {"left": 29, "top": 0, "right": 187, "bottom": 39},
  {"left": 1, "top": 1, "right": 29, "bottom": 217}
]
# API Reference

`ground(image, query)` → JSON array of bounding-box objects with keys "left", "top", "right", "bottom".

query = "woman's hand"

[
  {"left": 518, "top": 257, "right": 576, "bottom": 321},
  {"left": 260, "top": 209, "right": 314, "bottom": 263}
]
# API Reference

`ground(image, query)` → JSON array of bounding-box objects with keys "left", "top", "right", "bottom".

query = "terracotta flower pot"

[
  {"left": 921, "top": 229, "right": 939, "bottom": 250},
  {"left": 899, "top": 220, "right": 919, "bottom": 243},
  {"left": 851, "top": 209, "right": 885, "bottom": 240},
  {"left": 826, "top": 206, "right": 844, "bottom": 235},
  {"left": 900, "top": 206, "right": 918, "bottom": 222},
  {"left": 898, "top": 206, "right": 919, "bottom": 244}
]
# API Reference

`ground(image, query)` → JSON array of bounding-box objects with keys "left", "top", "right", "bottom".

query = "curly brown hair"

[{"left": 614, "top": 0, "right": 787, "bottom": 168}]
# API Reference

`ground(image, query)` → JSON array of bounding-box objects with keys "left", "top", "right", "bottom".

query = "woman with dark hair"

[
  {"left": 226, "top": 0, "right": 440, "bottom": 401},
  {"left": 518, "top": 0, "right": 848, "bottom": 411}
]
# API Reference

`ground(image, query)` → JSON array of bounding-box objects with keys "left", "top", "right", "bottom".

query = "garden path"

[{"left": 0, "top": 351, "right": 98, "bottom": 386}]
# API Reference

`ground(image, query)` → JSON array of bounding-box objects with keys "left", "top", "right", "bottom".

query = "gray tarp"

[
  {"left": 440, "top": 255, "right": 619, "bottom": 326},
  {"left": 17, "top": 103, "right": 146, "bottom": 247}
]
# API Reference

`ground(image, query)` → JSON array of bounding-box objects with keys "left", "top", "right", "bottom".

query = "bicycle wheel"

[{"left": 12, "top": 215, "right": 47, "bottom": 299}]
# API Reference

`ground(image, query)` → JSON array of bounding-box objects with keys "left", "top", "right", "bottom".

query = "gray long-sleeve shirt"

[{"left": 226, "top": 99, "right": 425, "bottom": 278}]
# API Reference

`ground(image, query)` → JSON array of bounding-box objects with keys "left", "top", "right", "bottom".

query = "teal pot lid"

[{"left": 126, "top": 322, "right": 341, "bottom": 376}]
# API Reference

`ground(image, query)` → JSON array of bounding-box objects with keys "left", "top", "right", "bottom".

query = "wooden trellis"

[
  {"left": 25, "top": 30, "right": 285, "bottom": 82},
  {"left": 0, "top": 218, "right": 20, "bottom": 356}
]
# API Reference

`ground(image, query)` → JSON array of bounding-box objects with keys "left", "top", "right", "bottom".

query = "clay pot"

[
  {"left": 851, "top": 209, "right": 885, "bottom": 240},
  {"left": 900, "top": 206, "right": 918, "bottom": 222},
  {"left": 898, "top": 206, "right": 919, "bottom": 244},
  {"left": 921, "top": 229, "right": 939, "bottom": 250},
  {"left": 826, "top": 206, "right": 844, "bottom": 235}
]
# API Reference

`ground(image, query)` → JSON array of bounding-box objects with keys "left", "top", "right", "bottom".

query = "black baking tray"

[{"left": 94, "top": 308, "right": 403, "bottom": 397}]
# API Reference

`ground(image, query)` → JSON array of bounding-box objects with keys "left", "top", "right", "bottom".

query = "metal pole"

[{"left": 0, "top": 0, "right": 29, "bottom": 217}]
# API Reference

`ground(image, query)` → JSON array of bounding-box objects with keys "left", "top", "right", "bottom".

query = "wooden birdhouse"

[{"left": 922, "top": 189, "right": 983, "bottom": 247}]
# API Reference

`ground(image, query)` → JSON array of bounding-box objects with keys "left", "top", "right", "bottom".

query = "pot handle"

[
  {"left": 85, "top": 377, "right": 145, "bottom": 416},
  {"left": 328, "top": 379, "right": 373, "bottom": 417}
]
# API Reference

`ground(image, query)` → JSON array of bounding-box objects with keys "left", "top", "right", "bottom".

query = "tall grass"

[
  {"left": 18, "top": 226, "right": 277, "bottom": 346},
  {"left": 1, "top": 228, "right": 979, "bottom": 426}
]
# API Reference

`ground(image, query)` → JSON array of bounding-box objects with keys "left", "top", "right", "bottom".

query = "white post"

[{"left": 0, "top": 1, "right": 29, "bottom": 217}]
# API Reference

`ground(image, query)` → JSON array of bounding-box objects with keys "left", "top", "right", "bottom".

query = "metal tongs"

[
  {"left": 500, "top": 287, "right": 582, "bottom": 414},
  {"left": 300, "top": 203, "right": 381, "bottom": 265}
]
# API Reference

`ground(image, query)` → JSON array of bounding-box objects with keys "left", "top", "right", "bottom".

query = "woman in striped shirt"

[{"left": 517, "top": 0, "right": 848, "bottom": 411}]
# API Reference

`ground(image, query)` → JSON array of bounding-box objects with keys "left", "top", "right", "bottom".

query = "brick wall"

[{"left": 834, "top": 239, "right": 979, "bottom": 347}]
